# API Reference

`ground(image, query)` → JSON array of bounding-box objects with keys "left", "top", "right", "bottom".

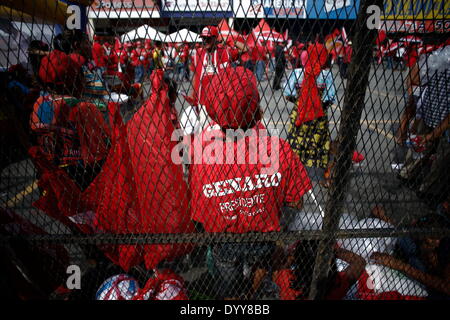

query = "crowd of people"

[{"left": 0, "top": 23, "right": 449, "bottom": 301}]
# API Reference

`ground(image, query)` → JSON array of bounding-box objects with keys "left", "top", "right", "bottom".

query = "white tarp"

[
  {"left": 121, "top": 24, "right": 166, "bottom": 42},
  {"left": 0, "top": 20, "right": 55, "bottom": 68},
  {"left": 165, "top": 29, "right": 201, "bottom": 43}
]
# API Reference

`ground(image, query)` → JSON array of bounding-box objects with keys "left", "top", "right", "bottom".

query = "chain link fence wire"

[{"left": 0, "top": 0, "right": 449, "bottom": 300}]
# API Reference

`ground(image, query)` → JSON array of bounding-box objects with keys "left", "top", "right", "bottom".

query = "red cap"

[
  {"left": 204, "top": 67, "right": 260, "bottom": 129},
  {"left": 39, "top": 50, "right": 84, "bottom": 85},
  {"left": 200, "top": 26, "right": 219, "bottom": 38}
]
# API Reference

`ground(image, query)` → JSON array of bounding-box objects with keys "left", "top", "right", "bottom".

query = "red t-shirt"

[
  {"left": 118, "top": 49, "right": 129, "bottom": 65},
  {"left": 92, "top": 42, "right": 106, "bottom": 67},
  {"left": 106, "top": 50, "right": 119, "bottom": 75},
  {"left": 252, "top": 45, "right": 266, "bottom": 62},
  {"left": 192, "top": 47, "right": 231, "bottom": 105},
  {"left": 180, "top": 45, "right": 189, "bottom": 63},
  {"left": 343, "top": 46, "right": 353, "bottom": 63},
  {"left": 273, "top": 269, "right": 302, "bottom": 300},
  {"left": 130, "top": 49, "right": 144, "bottom": 67},
  {"left": 274, "top": 269, "right": 351, "bottom": 300},
  {"left": 189, "top": 121, "right": 312, "bottom": 233}
]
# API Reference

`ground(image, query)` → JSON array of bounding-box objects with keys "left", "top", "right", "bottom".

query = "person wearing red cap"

[
  {"left": 131, "top": 41, "right": 146, "bottom": 83},
  {"left": 188, "top": 26, "right": 235, "bottom": 107},
  {"left": 92, "top": 35, "right": 107, "bottom": 79},
  {"left": 174, "top": 42, "right": 189, "bottom": 82},
  {"left": 143, "top": 39, "right": 154, "bottom": 77},
  {"left": 253, "top": 42, "right": 268, "bottom": 82},
  {"left": 188, "top": 66, "right": 312, "bottom": 299}
]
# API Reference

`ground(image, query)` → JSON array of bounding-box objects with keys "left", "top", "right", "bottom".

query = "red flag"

[
  {"left": 295, "top": 43, "right": 328, "bottom": 126},
  {"left": 126, "top": 70, "right": 195, "bottom": 269}
]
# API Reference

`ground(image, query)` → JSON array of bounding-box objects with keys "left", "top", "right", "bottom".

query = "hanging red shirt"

[
  {"left": 189, "top": 121, "right": 312, "bottom": 233},
  {"left": 92, "top": 41, "right": 107, "bottom": 68}
]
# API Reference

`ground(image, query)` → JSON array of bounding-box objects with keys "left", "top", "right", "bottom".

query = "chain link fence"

[{"left": 0, "top": 0, "right": 449, "bottom": 300}]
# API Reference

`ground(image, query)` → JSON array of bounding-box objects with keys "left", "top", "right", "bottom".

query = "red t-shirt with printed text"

[{"left": 189, "top": 121, "right": 312, "bottom": 233}]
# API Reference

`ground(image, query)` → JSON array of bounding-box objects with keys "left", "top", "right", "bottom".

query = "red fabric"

[
  {"left": 273, "top": 269, "right": 302, "bottom": 300},
  {"left": 192, "top": 47, "right": 231, "bottom": 105},
  {"left": 39, "top": 50, "right": 84, "bottom": 85},
  {"left": 251, "top": 45, "right": 266, "bottom": 62},
  {"left": 126, "top": 70, "right": 195, "bottom": 269},
  {"left": 376, "top": 30, "right": 387, "bottom": 47},
  {"left": 240, "top": 50, "right": 252, "bottom": 63},
  {"left": 325, "top": 272, "right": 351, "bottom": 300},
  {"left": 69, "top": 102, "right": 110, "bottom": 164},
  {"left": 204, "top": 66, "right": 260, "bottom": 129},
  {"left": 105, "top": 50, "right": 119, "bottom": 75},
  {"left": 189, "top": 121, "right": 312, "bottom": 233},
  {"left": 30, "top": 76, "right": 194, "bottom": 271},
  {"left": 404, "top": 45, "right": 419, "bottom": 68},
  {"left": 295, "top": 43, "right": 328, "bottom": 126},
  {"left": 117, "top": 48, "right": 129, "bottom": 65},
  {"left": 92, "top": 42, "right": 107, "bottom": 67},
  {"left": 133, "top": 270, "right": 188, "bottom": 300},
  {"left": 28, "top": 147, "right": 93, "bottom": 234},
  {"left": 30, "top": 95, "right": 109, "bottom": 166},
  {"left": 114, "top": 38, "right": 121, "bottom": 51},
  {"left": 180, "top": 45, "right": 189, "bottom": 62},
  {"left": 141, "top": 48, "right": 151, "bottom": 67},
  {"left": 343, "top": 46, "right": 353, "bottom": 63},
  {"left": 224, "top": 44, "right": 240, "bottom": 62},
  {"left": 352, "top": 151, "right": 365, "bottom": 163},
  {"left": 274, "top": 269, "right": 350, "bottom": 300},
  {"left": 200, "top": 26, "right": 219, "bottom": 37},
  {"left": 130, "top": 49, "right": 143, "bottom": 67}
]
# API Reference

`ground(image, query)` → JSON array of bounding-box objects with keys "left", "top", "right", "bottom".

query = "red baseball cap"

[
  {"left": 204, "top": 66, "right": 260, "bottom": 129},
  {"left": 200, "top": 26, "right": 219, "bottom": 38},
  {"left": 39, "top": 50, "right": 84, "bottom": 85}
]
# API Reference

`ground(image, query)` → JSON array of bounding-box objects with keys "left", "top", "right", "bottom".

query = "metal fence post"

[{"left": 308, "top": 0, "right": 384, "bottom": 300}]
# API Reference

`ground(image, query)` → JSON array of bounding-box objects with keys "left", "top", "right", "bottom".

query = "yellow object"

[
  {"left": 383, "top": 0, "right": 449, "bottom": 20},
  {"left": 0, "top": 0, "right": 69, "bottom": 25}
]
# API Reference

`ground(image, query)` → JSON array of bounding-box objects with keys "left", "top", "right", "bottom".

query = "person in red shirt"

[
  {"left": 105, "top": 42, "right": 119, "bottom": 76},
  {"left": 240, "top": 46, "right": 254, "bottom": 72},
  {"left": 253, "top": 43, "right": 267, "bottom": 81},
  {"left": 92, "top": 35, "right": 107, "bottom": 80},
  {"left": 131, "top": 41, "right": 145, "bottom": 83},
  {"left": 339, "top": 42, "right": 353, "bottom": 79},
  {"left": 143, "top": 39, "right": 153, "bottom": 78},
  {"left": 179, "top": 42, "right": 191, "bottom": 81},
  {"left": 118, "top": 42, "right": 130, "bottom": 71},
  {"left": 188, "top": 66, "right": 312, "bottom": 299},
  {"left": 188, "top": 26, "right": 233, "bottom": 107},
  {"left": 188, "top": 26, "right": 245, "bottom": 105}
]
